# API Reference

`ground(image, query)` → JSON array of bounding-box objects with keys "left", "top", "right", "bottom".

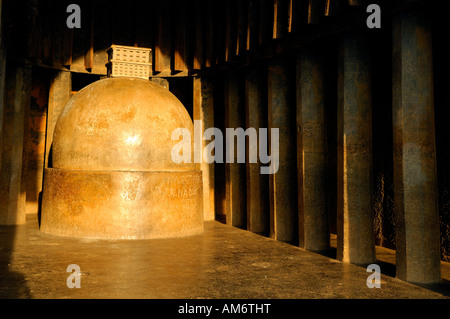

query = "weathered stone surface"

[
  {"left": 392, "top": 10, "right": 441, "bottom": 284},
  {"left": 224, "top": 72, "right": 246, "bottom": 228},
  {"left": 3, "top": 213, "right": 449, "bottom": 299},
  {"left": 45, "top": 71, "right": 71, "bottom": 168},
  {"left": 0, "top": 61, "right": 32, "bottom": 225},
  {"left": 41, "top": 169, "right": 203, "bottom": 239},
  {"left": 267, "top": 56, "right": 298, "bottom": 244},
  {"left": 245, "top": 65, "right": 269, "bottom": 235},
  {"left": 193, "top": 76, "right": 215, "bottom": 221},
  {"left": 337, "top": 32, "right": 375, "bottom": 265},
  {"left": 297, "top": 47, "right": 329, "bottom": 251},
  {"left": 25, "top": 74, "right": 48, "bottom": 213}
]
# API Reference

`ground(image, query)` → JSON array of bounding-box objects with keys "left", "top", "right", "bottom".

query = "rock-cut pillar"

[
  {"left": 392, "top": 9, "right": 441, "bottom": 284},
  {"left": 267, "top": 56, "right": 298, "bottom": 244},
  {"left": 0, "top": 61, "right": 32, "bottom": 225},
  {"left": 297, "top": 47, "right": 330, "bottom": 251},
  {"left": 337, "top": 32, "right": 375, "bottom": 265}
]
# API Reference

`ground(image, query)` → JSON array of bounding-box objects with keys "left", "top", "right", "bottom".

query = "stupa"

[{"left": 40, "top": 77, "right": 204, "bottom": 239}]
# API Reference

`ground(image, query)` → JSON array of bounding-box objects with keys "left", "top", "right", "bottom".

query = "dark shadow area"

[
  {"left": 234, "top": 68, "right": 249, "bottom": 232},
  {"left": 213, "top": 74, "right": 227, "bottom": 223},
  {"left": 375, "top": 260, "right": 396, "bottom": 278},
  {"left": 314, "top": 247, "right": 337, "bottom": 260},
  {"left": 0, "top": 226, "right": 32, "bottom": 299},
  {"left": 0, "top": 59, "right": 33, "bottom": 299},
  {"left": 428, "top": 6, "right": 450, "bottom": 296},
  {"left": 414, "top": 280, "right": 450, "bottom": 297},
  {"left": 37, "top": 191, "right": 43, "bottom": 228},
  {"left": 370, "top": 13, "right": 396, "bottom": 251},
  {"left": 258, "top": 62, "right": 271, "bottom": 238},
  {"left": 215, "top": 214, "right": 227, "bottom": 225},
  {"left": 71, "top": 72, "right": 102, "bottom": 92},
  {"left": 47, "top": 144, "right": 52, "bottom": 169},
  {"left": 322, "top": 36, "right": 338, "bottom": 236},
  {"left": 167, "top": 77, "right": 193, "bottom": 120},
  {"left": 26, "top": 67, "right": 50, "bottom": 211},
  {"left": 432, "top": 3, "right": 450, "bottom": 264}
]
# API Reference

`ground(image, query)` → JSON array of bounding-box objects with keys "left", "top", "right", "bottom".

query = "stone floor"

[{"left": 0, "top": 214, "right": 449, "bottom": 299}]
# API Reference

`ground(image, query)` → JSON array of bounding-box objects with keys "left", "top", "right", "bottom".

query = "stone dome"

[{"left": 52, "top": 77, "right": 194, "bottom": 171}]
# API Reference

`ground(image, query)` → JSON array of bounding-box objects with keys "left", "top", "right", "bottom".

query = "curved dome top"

[{"left": 52, "top": 77, "right": 195, "bottom": 171}]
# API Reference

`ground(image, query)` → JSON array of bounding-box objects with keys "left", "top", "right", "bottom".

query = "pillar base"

[{"left": 40, "top": 168, "right": 204, "bottom": 239}]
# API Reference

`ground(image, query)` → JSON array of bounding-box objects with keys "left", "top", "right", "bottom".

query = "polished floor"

[{"left": 0, "top": 213, "right": 449, "bottom": 299}]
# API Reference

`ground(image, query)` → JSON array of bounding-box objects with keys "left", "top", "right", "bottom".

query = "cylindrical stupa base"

[{"left": 40, "top": 168, "right": 204, "bottom": 239}]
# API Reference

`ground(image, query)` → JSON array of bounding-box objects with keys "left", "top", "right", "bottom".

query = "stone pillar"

[
  {"left": 267, "top": 56, "right": 298, "bottom": 244},
  {"left": 44, "top": 71, "right": 71, "bottom": 168},
  {"left": 392, "top": 10, "right": 441, "bottom": 284},
  {"left": 245, "top": 65, "right": 269, "bottom": 235},
  {"left": 224, "top": 72, "right": 246, "bottom": 228},
  {"left": 193, "top": 76, "right": 215, "bottom": 221},
  {"left": 296, "top": 47, "right": 330, "bottom": 251},
  {"left": 0, "top": 61, "right": 32, "bottom": 225},
  {"left": 336, "top": 32, "right": 375, "bottom": 265}
]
